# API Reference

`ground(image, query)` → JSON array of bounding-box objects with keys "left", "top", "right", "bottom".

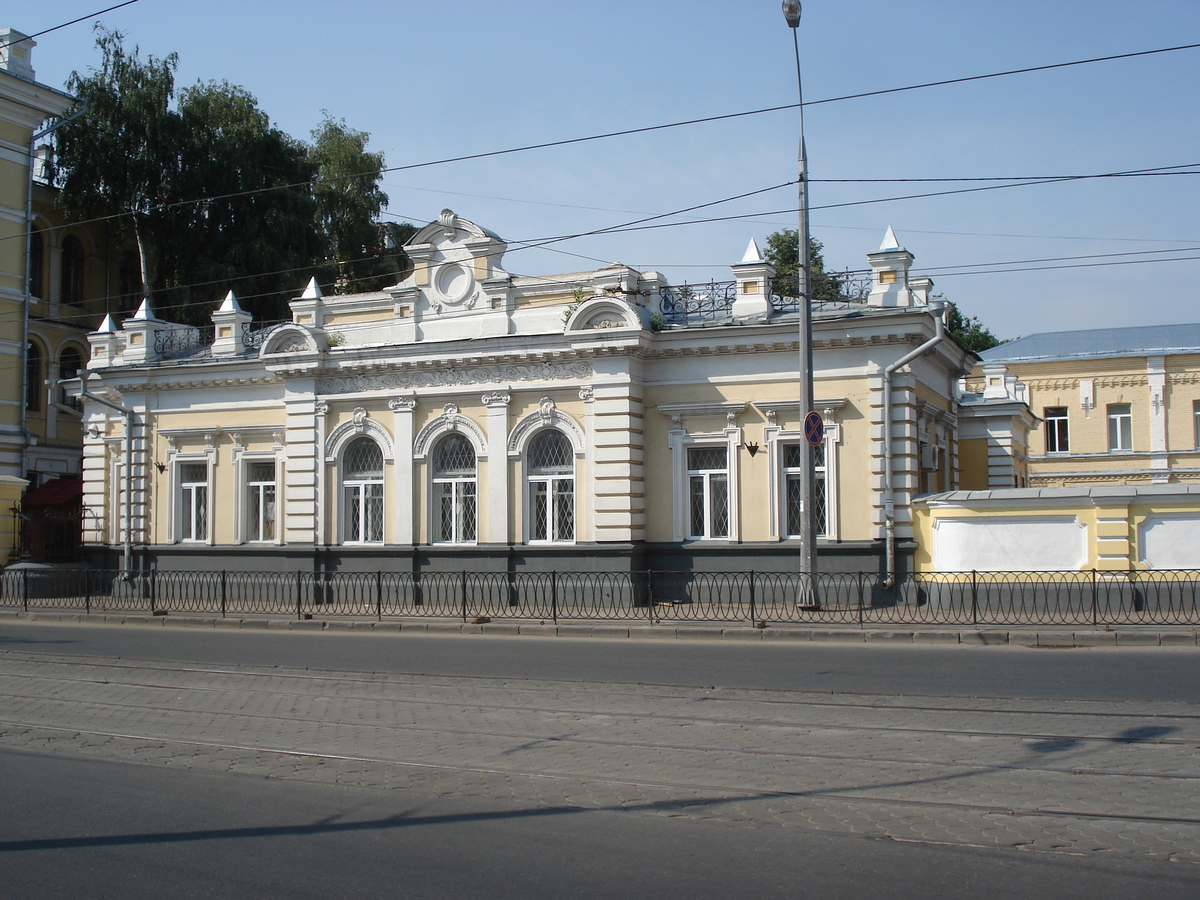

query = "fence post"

[
  {"left": 376, "top": 570, "right": 383, "bottom": 621},
  {"left": 296, "top": 570, "right": 302, "bottom": 620},
  {"left": 857, "top": 571, "right": 864, "bottom": 624},
  {"left": 84, "top": 567, "right": 91, "bottom": 615},
  {"left": 220, "top": 569, "right": 227, "bottom": 618},
  {"left": 748, "top": 571, "right": 756, "bottom": 625},
  {"left": 971, "top": 570, "right": 978, "bottom": 626},
  {"left": 22, "top": 566, "right": 28, "bottom": 613},
  {"left": 1091, "top": 568, "right": 1098, "bottom": 626},
  {"left": 149, "top": 566, "right": 157, "bottom": 614},
  {"left": 551, "top": 570, "right": 558, "bottom": 625},
  {"left": 460, "top": 570, "right": 468, "bottom": 623},
  {"left": 647, "top": 570, "right": 655, "bottom": 623}
]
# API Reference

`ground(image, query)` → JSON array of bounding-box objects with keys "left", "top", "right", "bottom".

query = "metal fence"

[{"left": 3, "top": 568, "right": 1200, "bottom": 626}]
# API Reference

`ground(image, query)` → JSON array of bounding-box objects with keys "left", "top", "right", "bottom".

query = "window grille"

[
  {"left": 433, "top": 435, "right": 477, "bottom": 543},
  {"left": 528, "top": 431, "right": 574, "bottom": 542},
  {"left": 687, "top": 445, "right": 729, "bottom": 539},
  {"left": 246, "top": 461, "right": 276, "bottom": 542}
]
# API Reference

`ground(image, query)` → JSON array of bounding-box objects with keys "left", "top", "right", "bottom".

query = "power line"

[
  {"left": 15, "top": 38, "right": 1200, "bottom": 243},
  {"left": 0, "top": 1, "right": 142, "bottom": 52}
]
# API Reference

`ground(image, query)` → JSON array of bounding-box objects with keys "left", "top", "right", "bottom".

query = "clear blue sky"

[{"left": 19, "top": 1, "right": 1200, "bottom": 338}]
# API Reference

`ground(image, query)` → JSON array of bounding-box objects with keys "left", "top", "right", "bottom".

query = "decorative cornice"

[
  {"left": 657, "top": 401, "right": 746, "bottom": 428},
  {"left": 317, "top": 360, "right": 592, "bottom": 394}
]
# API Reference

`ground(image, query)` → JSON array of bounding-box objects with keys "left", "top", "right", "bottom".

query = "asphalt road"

[
  {"left": 0, "top": 620, "right": 1197, "bottom": 898},
  {"left": 1, "top": 619, "right": 1198, "bottom": 701}
]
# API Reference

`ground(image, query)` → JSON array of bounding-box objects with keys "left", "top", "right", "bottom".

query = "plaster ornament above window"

[
  {"left": 352, "top": 407, "right": 369, "bottom": 433},
  {"left": 538, "top": 397, "right": 556, "bottom": 424},
  {"left": 443, "top": 403, "right": 460, "bottom": 417},
  {"left": 578, "top": 386, "right": 594, "bottom": 402}
]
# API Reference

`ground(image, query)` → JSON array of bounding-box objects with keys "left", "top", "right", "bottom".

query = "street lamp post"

[{"left": 783, "top": 1, "right": 819, "bottom": 580}]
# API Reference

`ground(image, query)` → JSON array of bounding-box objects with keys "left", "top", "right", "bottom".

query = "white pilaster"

[
  {"left": 390, "top": 394, "right": 417, "bottom": 544},
  {"left": 483, "top": 391, "right": 511, "bottom": 544}
]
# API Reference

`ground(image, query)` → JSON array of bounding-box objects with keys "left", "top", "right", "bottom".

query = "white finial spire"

[
  {"left": 131, "top": 298, "right": 157, "bottom": 320},
  {"left": 218, "top": 289, "right": 242, "bottom": 312},
  {"left": 301, "top": 277, "right": 323, "bottom": 299},
  {"left": 741, "top": 238, "right": 764, "bottom": 264},
  {"left": 97, "top": 314, "right": 117, "bottom": 333},
  {"left": 879, "top": 226, "right": 901, "bottom": 251}
]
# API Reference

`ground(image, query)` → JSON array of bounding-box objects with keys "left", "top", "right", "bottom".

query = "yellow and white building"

[
  {"left": 77, "top": 214, "right": 975, "bottom": 575},
  {"left": 914, "top": 325, "right": 1200, "bottom": 572}
]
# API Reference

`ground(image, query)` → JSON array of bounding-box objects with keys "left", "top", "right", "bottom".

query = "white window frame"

[
  {"left": 431, "top": 433, "right": 478, "bottom": 545},
  {"left": 760, "top": 401, "right": 843, "bottom": 543},
  {"left": 340, "top": 437, "right": 385, "bottom": 545},
  {"left": 685, "top": 444, "right": 732, "bottom": 540},
  {"left": 243, "top": 458, "right": 279, "bottom": 544},
  {"left": 1044, "top": 407, "right": 1069, "bottom": 454},
  {"left": 525, "top": 429, "right": 576, "bottom": 544},
  {"left": 1107, "top": 403, "right": 1132, "bottom": 452},
  {"left": 176, "top": 459, "right": 211, "bottom": 544},
  {"left": 663, "top": 405, "right": 744, "bottom": 544},
  {"left": 229, "top": 428, "right": 284, "bottom": 545},
  {"left": 1193, "top": 400, "right": 1200, "bottom": 450}
]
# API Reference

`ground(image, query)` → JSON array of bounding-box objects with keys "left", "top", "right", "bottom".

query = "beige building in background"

[{"left": 77, "top": 215, "right": 975, "bottom": 575}]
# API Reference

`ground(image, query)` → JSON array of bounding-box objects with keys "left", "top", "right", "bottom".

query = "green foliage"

[
  {"left": 55, "top": 27, "right": 180, "bottom": 302},
  {"left": 311, "top": 115, "right": 411, "bottom": 294},
  {"left": 763, "top": 229, "right": 865, "bottom": 304},
  {"left": 54, "top": 29, "right": 415, "bottom": 325},
  {"left": 942, "top": 299, "right": 1003, "bottom": 353}
]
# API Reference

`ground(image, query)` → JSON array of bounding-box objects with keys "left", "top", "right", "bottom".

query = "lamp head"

[{"left": 782, "top": 0, "right": 801, "bottom": 28}]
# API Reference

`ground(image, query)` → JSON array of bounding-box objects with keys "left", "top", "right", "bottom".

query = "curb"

[{"left": 0, "top": 608, "right": 1197, "bottom": 647}]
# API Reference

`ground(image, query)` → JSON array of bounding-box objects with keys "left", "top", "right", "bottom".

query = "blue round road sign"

[{"left": 804, "top": 411, "right": 824, "bottom": 446}]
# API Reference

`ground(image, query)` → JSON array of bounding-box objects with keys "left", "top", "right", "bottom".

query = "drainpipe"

[
  {"left": 21, "top": 102, "right": 88, "bottom": 465},
  {"left": 883, "top": 300, "right": 946, "bottom": 586},
  {"left": 74, "top": 381, "right": 135, "bottom": 574}
]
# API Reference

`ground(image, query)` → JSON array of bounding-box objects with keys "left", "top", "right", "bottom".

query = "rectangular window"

[
  {"left": 783, "top": 442, "right": 827, "bottom": 537},
  {"left": 687, "top": 445, "right": 729, "bottom": 539},
  {"left": 246, "top": 461, "right": 276, "bottom": 542},
  {"left": 1107, "top": 404, "right": 1132, "bottom": 451},
  {"left": 179, "top": 462, "right": 208, "bottom": 542},
  {"left": 1043, "top": 407, "right": 1069, "bottom": 453}
]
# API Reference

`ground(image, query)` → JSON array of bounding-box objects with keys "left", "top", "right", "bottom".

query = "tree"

[
  {"left": 943, "top": 299, "right": 1003, "bottom": 353},
  {"left": 310, "top": 115, "right": 412, "bottom": 293},
  {"left": 764, "top": 229, "right": 866, "bottom": 304},
  {"left": 55, "top": 26, "right": 180, "bottom": 305},
  {"left": 164, "top": 81, "right": 321, "bottom": 322},
  {"left": 55, "top": 30, "right": 413, "bottom": 325}
]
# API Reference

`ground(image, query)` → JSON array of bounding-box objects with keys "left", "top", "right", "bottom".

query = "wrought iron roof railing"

[
  {"left": 154, "top": 325, "right": 214, "bottom": 361},
  {"left": 243, "top": 320, "right": 290, "bottom": 350},
  {"left": 660, "top": 281, "right": 737, "bottom": 325}
]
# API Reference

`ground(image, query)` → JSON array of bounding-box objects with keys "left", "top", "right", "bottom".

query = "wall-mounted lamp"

[
  {"left": 155, "top": 462, "right": 166, "bottom": 473},
  {"left": 745, "top": 442, "right": 760, "bottom": 457}
]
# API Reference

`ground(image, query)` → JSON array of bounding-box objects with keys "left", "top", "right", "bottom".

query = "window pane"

[
  {"left": 783, "top": 443, "right": 801, "bottom": 468},
  {"left": 710, "top": 474, "right": 729, "bottom": 538},
  {"left": 1044, "top": 407, "right": 1069, "bottom": 453},
  {"left": 461, "top": 482, "right": 477, "bottom": 542},
  {"left": 195, "top": 486, "right": 208, "bottom": 541},
  {"left": 180, "top": 463, "right": 206, "bottom": 483},
  {"left": 529, "top": 431, "right": 572, "bottom": 474},
  {"left": 344, "top": 438, "right": 383, "bottom": 479},
  {"left": 689, "top": 475, "right": 706, "bottom": 537},
  {"left": 786, "top": 473, "right": 802, "bottom": 536},
  {"left": 346, "top": 485, "right": 362, "bottom": 541},
  {"left": 552, "top": 479, "right": 574, "bottom": 541},
  {"left": 435, "top": 434, "right": 475, "bottom": 476},
  {"left": 531, "top": 482, "right": 549, "bottom": 540},
  {"left": 687, "top": 446, "right": 726, "bottom": 471},
  {"left": 248, "top": 461, "right": 275, "bottom": 483},
  {"left": 263, "top": 485, "right": 276, "bottom": 541},
  {"left": 814, "top": 472, "right": 827, "bottom": 537},
  {"left": 365, "top": 483, "right": 384, "bottom": 542}
]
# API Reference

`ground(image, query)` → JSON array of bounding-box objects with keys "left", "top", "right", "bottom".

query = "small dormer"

[
  {"left": 399, "top": 209, "right": 510, "bottom": 316},
  {"left": 0, "top": 29, "right": 36, "bottom": 82},
  {"left": 866, "top": 226, "right": 915, "bottom": 308}
]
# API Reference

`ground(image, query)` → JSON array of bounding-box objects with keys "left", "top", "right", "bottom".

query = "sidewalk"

[{"left": 2, "top": 606, "right": 1197, "bottom": 647}]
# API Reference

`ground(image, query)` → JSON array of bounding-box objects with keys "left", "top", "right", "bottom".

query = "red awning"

[{"left": 21, "top": 478, "right": 83, "bottom": 508}]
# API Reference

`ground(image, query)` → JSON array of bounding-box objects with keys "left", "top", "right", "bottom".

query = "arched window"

[
  {"left": 61, "top": 236, "right": 85, "bottom": 305},
  {"left": 342, "top": 437, "right": 384, "bottom": 543},
  {"left": 432, "top": 433, "right": 477, "bottom": 543},
  {"left": 58, "top": 346, "right": 82, "bottom": 408},
  {"left": 25, "top": 342, "right": 42, "bottom": 411},
  {"left": 527, "top": 430, "right": 574, "bottom": 542},
  {"left": 30, "top": 229, "right": 44, "bottom": 298},
  {"left": 117, "top": 250, "right": 140, "bottom": 311}
]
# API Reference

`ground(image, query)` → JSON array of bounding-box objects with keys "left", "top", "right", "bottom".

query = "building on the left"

[{"left": 1, "top": 28, "right": 126, "bottom": 564}]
